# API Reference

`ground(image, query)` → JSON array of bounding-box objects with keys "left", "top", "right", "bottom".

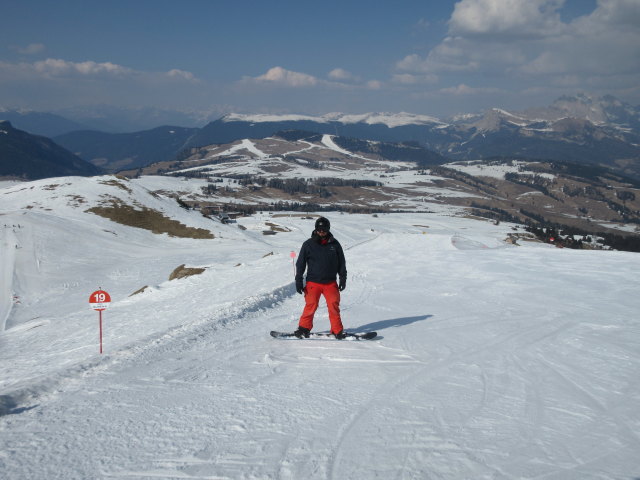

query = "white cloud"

[
  {"left": 166, "top": 69, "right": 199, "bottom": 82},
  {"left": 449, "top": 0, "right": 565, "bottom": 37},
  {"left": 517, "top": 1, "right": 640, "bottom": 77},
  {"left": 251, "top": 66, "right": 319, "bottom": 87},
  {"left": 32, "top": 58, "right": 132, "bottom": 77},
  {"left": 587, "top": 0, "right": 640, "bottom": 28},
  {"left": 11, "top": 43, "right": 45, "bottom": 55},
  {"left": 246, "top": 66, "right": 383, "bottom": 91},
  {"left": 0, "top": 58, "right": 201, "bottom": 109},
  {"left": 0, "top": 58, "right": 198, "bottom": 82},
  {"left": 328, "top": 68, "right": 357, "bottom": 82},
  {"left": 438, "top": 84, "right": 503, "bottom": 96},
  {"left": 391, "top": 73, "right": 439, "bottom": 85},
  {"left": 397, "top": 47, "right": 480, "bottom": 74},
  {"left": 394, "top": 0, "right": 640, "bottom": 102},
  {"left": 396, "top": 54, "right": 424, "bottom": 72}
]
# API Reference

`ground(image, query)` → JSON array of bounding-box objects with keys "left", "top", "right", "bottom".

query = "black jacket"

[{"left": 295, "top": 231, "right": 347, "bottom": 285}]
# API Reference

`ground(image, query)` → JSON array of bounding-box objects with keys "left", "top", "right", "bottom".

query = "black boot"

[
  {"left": 294, "top": 326, "right": 310, "bottom": 338},
  {"left": 335, "top": 330, "right": 347, "bottom": 340}
]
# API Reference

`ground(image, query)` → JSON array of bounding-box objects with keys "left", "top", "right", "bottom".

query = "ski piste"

[{"left": 270, "top": 330, "right": 377, "bottom": 340}]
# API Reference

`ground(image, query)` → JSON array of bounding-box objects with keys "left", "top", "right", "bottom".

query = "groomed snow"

[{"left": 1, "top": 177, "right": 639, "bottom": 479}]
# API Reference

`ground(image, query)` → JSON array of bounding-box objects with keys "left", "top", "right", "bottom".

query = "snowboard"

[{"left": 270, "top": 330, "right": 377, "bottom": 340}]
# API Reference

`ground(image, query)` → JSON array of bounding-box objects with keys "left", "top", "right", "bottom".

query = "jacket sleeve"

[
  {"left": 295, "top": 242, "right": 308, "bottom": 282},
  {"left": 337, "top": 242, "right": 347, "bottom": 281}
]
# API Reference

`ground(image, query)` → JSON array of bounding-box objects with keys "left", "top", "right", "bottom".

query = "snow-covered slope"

[{"left": 1, "top": 177, "right": 639, "bottom": 479}]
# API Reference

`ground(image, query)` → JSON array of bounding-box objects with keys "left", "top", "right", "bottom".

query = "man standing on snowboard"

[{"left": 294, "top": 217, "right": 347, "bottom": 339}]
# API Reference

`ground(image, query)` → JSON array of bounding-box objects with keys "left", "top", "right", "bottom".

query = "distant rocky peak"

[
  {"left": 468, "top": 108, "right": 528, "bottom": 133},
  {"left": 550, "top": 93, "right": 640, "bottom": 127}
]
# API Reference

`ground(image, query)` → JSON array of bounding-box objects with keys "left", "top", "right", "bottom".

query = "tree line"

[{"left": 470, "top": 202, "right": 640, "bottom": 252}]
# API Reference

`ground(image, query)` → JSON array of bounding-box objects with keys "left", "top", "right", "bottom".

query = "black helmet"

[{"left": 315, "top": 217, "right": 330, "bottom": 232}]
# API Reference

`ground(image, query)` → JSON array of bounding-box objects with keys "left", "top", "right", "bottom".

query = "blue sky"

[{"left": 1, "top": 0, "right": 638, "bottom": 123}]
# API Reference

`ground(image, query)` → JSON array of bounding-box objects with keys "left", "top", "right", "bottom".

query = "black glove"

[
  {"left": 296, "top": 280, "right": 304, "bottom": 294},
  {"left": 339, "top": 278, "right": 346, "bottom": 291}
]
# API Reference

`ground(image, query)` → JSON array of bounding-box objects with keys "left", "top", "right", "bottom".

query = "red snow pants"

[{"left": 298, "top": 281, "right": 343, "bottom": 334}]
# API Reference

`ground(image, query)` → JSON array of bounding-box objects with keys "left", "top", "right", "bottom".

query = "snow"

[
  {"left": 0, "top": 226, "right": 16, "bottom": 331},
  {"left": 1, "top": 177, "right": 640, "bottom": 479},
  {"left": 449, "top": 160, "right": 556, "bottom": 181},
  {"left": 597, "top": 222, "right": 640, "bottom": 234},
  {"left": 223, "top": 112, "right": 446, "bottom": 128},
  {"left": 0, "top": 180, "right": 24, "bottom": 189},
  {"left": 171, "top": 138, "right": 440, "bottom": 203},
  {"left": 224, "top": 113, "right": 327, "bottom": 124},
  {"left": 325, "top": 112, "right": 445, "bottom": 128},
  {"left": 321, "top": 134, "right": 353, "bottom": 156},
  {"left": 210, "top": 138, "right": 269, "bottom": 159}
]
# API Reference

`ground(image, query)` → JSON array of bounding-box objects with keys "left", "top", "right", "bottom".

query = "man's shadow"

[
  {"left": 0, "top": 395, "right": 38, "bottom": 417},
  {"left": 351, "top": 315, "right": 432, "bottom": 335}
]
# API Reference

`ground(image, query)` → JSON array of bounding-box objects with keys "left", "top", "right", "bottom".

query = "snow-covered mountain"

[
  {"left": 524, "top": 93, "right": 640, "bottom": 129},
  {"left": 124, "top": 133, "right": 640, "bottom": 240},
  {"left": 225, "top": 111, "right": 446, "bottom": 128},
  {"left": 1, "top": 175, "right": 639, "bottom": 478},
  {"left": 182, "top": 95, "right": 640, "bottom": 181},
  {"left": 6, "top": 94, "right": 640, "bottom": 180},
  {"left": 184, "top": 111, "right": 446, "bottom": 151},
  {"left": 435, "top": 109, "right": 640, "bottom": 175}
]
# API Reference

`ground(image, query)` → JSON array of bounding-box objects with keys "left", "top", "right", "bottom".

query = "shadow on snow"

[
  {"left": 350, "top": 315, "right": 432, "bottom": 334},
  {"left": 0, "top": 394, "right": 38, "bottom": 417}
]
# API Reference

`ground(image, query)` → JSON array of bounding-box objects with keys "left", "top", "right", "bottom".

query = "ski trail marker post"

[
  {"left": 290, "top": 251, "right": 296, "bottom": 276},
  {"left": 89, "top": 289, "right": 111, "bottom": 354}
]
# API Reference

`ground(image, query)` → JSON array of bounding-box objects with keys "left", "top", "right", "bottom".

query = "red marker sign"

[
  {"left": 89, "top": 289, "right": 111, "bottom": 353},
  {"left": 290, "top": 251, "right": 296, "bottom": 276},
  {"left": 89, "top": 290, "right": 111, "bottom": 311}
]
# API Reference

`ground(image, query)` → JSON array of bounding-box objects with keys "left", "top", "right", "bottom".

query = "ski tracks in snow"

[
  {"left": 0, "top": 225, "right": 17, "bottom": 332},
  {"left": 3, "top": 224, "right": 640, "bottom": 478}
]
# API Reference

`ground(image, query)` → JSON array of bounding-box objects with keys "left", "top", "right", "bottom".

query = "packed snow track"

[{"left": 0, "top": 202, "right": 639, "bottom": 479}]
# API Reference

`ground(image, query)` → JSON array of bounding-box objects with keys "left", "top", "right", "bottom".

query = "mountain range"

[
  {"left": 2, "top": 114, "right": 639, "bottom": 247},
  {"left": 2, "top": 93, "right": 640, "bottom": 182},
  {"left": 0, "top": 108, "right": 89, "bottom": 138},
  {"left": 0, "top": 105, "right": 210, "bottom": 135},
  {"left": 0, "top": 121, "right": 101, "bottom": 180},
  {"left": 54, "top": 126, "right": 199, "bottom": 171},
  {"left": 50, "top": 94, "right": 640, "bottom": 180}
]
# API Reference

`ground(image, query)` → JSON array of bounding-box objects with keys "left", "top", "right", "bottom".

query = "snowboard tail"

[{"left": 270, "top": 330, "right": 377, "bottom": 340}]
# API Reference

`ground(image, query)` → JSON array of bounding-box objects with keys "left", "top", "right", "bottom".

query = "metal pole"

[{"left": 99, "top": 310, "right": 103, "bottom": 354}]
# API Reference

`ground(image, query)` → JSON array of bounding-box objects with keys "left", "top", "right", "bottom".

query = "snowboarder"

[{"left": 294, "top": 217, "right": 347, "bottom": 339}]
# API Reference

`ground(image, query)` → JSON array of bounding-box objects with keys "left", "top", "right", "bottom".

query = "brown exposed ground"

[{"left": 87, "top": 202, "right": 214, "bottom": 239}]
